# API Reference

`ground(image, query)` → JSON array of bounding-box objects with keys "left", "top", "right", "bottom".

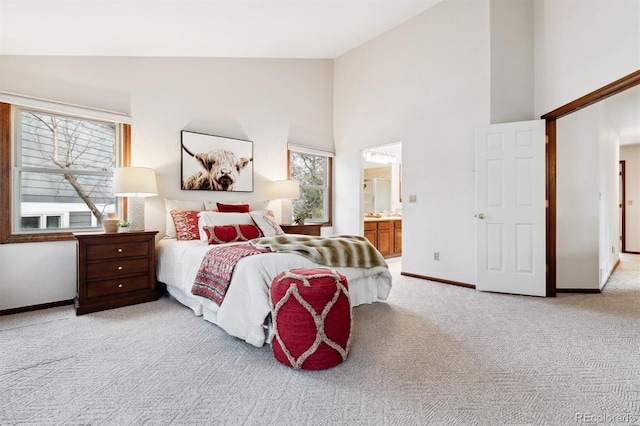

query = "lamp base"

[
  {"left": 127, "top": 197, "right": 145, "bottom": 232},
  {"left": 280, "top": 199, "right": 293, "bottom": 225}
]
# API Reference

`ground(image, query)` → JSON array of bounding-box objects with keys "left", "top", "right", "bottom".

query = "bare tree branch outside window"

[
  {"left": 18, "top": 109, "right": 116, "bottom": 229},
  {"left": 290, "top": 152, "right": 328, "bottom": 222}
]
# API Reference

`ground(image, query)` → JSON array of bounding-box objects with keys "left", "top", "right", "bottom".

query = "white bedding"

[{"left": 156, "top": 238, "right": 392, "bottom": 347}]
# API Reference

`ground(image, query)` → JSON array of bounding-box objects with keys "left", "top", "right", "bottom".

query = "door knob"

[{"left": 478, "top": 213, "right": 486, "bottom": 219}]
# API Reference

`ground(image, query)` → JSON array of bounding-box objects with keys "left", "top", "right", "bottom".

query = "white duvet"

[{"left": 156, "top": 239, "right": 392, "bottom": 347}]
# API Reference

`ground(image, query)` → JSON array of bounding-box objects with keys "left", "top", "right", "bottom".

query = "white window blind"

[
  {"left": 287, "top": 143, "right": 334, "bottom": 158},
  {"left": 0, "top": 92, "right": 131, "bottom": 124}
]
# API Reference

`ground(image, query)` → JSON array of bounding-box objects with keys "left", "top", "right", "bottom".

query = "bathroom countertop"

[{"left": 363, "top": 216, "right": 402, "bottom": 222}]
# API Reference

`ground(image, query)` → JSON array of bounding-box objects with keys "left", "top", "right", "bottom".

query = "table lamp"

[
  {"left": 113, "top": 167, "right": 158, "bottom": 232},
  {"left": 271, "top": 179, "right": 300, "bottom": 225}
]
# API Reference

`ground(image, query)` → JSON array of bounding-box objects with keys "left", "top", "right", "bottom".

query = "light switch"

[{"left": 409, "top": 195, "right": 417, "bottom": 203}]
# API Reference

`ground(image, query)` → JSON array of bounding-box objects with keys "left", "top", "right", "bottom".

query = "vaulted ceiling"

[
  {"left": 1, "top": 0, "right": 637, "bottom": 145},
  {"left": 0, "top": 0, "right": 443, "bottom": 58}
]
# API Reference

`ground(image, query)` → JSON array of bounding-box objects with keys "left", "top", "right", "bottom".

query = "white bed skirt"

[{"left": 157, "top": 239, "right": 392, "bottom": 347}]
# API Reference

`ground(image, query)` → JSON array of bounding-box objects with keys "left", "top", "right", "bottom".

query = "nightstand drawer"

[
  {"left": 280, "top": 224, "right": 322, "bottom": 236},
  {"left": 87, "top": 241, "right": 149, "bottom": 261},
  {"left": 86, "top": 258, "right": 149, "bottom": 280},
  {"left": 87, "top": 275, "right": 151, "bottom": 298},
  {"left": 75, "top": 231, "right": 159, "bottom": 315}
]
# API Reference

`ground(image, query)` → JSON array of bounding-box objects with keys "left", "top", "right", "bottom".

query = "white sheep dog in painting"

[{"left": 182, "top": 142, "right": 252, "bottom": 191}]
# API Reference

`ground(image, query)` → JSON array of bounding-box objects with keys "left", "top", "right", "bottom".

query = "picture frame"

[{"left": 180, "top": 130, "right": 254, "bottom": 192}]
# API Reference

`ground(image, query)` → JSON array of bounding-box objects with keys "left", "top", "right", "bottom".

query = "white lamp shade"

[
  {"left": 113, "top": 167, "right": 158, "bottom": 197},
  {"left": 271, "top": 179, "right": 300, "bottom": 199}
]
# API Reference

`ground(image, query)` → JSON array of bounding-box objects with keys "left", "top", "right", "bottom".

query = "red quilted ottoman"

[{"left": 270, "top": 268, "right": 352, "bottom": 370}]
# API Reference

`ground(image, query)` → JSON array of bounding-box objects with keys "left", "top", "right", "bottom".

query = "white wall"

[
  {"left": 334, "top": 0, "right": 490, "bottom": 285},
  {"left": 555, "top": 102, "right": 621, "bottom": 290},
  {"left": 556, "top": 108, "right": 601, "bottom": 290},
  {"left": 490, "top": 0, "right": 534, "bottom": 123},
  {"left": 0, "top": 241, "right": 78, "bottom": 310},
  {"left": 534, "top": 0, "right": 640, "bottom": 116},
  {"left": 598, "top": 112, "right": 621, "bottom": 288},
  {"left": 0, "top": 56, "right": 334, "bottom": 310},
  {"left": 621, "top": 144, "right": 640, "bottom": 252}
]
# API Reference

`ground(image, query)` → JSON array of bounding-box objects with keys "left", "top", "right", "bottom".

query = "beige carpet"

[{"left": 1, "top": 255, "right": 639, "bottom": 425}]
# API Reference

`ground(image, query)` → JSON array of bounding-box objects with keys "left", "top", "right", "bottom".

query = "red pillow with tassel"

[{"left": 203, "top": 224, "right": 262, "bottom": 244}]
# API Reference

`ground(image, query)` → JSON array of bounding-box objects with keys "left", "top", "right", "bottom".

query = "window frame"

[
  {"left": 287, "top": 148, "right": 333, "bottom": 227},
  {"left": 0, "top": 102, "right": 131, "bottom": 244}
]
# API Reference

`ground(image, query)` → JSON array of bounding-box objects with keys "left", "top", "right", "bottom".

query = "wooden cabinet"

[
  {"left": 280, "top": 224, "right": 322, "bottom": 236},
  {"left": 364, "top": 219, "right": 401, "bottom": 258},
  {"left": 393, "top": 220, "right": 402, "bottom": 255},
  {"left": 376, "top": 220, "right": 393, "bottom": 256},
  {"left": 75, "top": 231, "right": 159, "bottom": 315},
  {"left": 364, "top": 222, "right": 377, "bottom": 247}
]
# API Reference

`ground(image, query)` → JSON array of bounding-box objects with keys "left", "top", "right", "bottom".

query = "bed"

[{"left": 156, "top": 201, "right": 392, "bottom": 347}]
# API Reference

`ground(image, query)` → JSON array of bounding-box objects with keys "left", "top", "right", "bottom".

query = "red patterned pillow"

[
  {"left": 203, "top": 224, "right": 262, "bottom": 244},
  {"left": 216, "top": 203, "right": 250, "bottom": 213},
  {"left": 170, "top": 210, "right": 200, "bottom": 240}
]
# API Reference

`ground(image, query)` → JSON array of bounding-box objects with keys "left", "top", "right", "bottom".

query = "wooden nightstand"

[
  {"left": 280, "top": 224, "right": 322, "bottom": 236},
  {"left": 74, "top": 231, "right": 159, "bottom": 315}
]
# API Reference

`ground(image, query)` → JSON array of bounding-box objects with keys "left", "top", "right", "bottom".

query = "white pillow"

[
  {"left": 197, "top": 211, "right": 255, "bottom": 242},
  {"left": 250, "top": 211, "right": 285, "bottom": 237},
  {"left": 164, "top": 198, "right": 205, "bottom": 239}
]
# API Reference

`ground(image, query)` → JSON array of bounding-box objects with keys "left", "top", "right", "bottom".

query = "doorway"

[
  {"left": 620, "top": 147, "right": 640, "bottom": 254},
  {"left": 620, "top": 160, "right": 626, "bottom": 253},
  {"left": 361, "top": 142, "right": 403, "bottom": 259},
  {"left": 542, "top": 69, "right": 640, "bottom": 295}
]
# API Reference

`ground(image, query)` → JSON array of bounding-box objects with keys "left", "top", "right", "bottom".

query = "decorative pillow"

[
  {"left": 216, "top": 202, "right": 250, "bottom": 213},
  {"left": 197, "top": 211, "right": 255, "bottom": 242},
  {"left": 205, "top": 200, "right": 269, "bottom": 212},
  {"left": 203, "top": 224, "right": 263, "bottom": 244},
  {"left": 170, "top": 210, "right": 200, "bottom": 241},
  {"left": 164, "top": 198, "right": 205, "bottom": 239},
  {"left": 250, "top": 211, "right": 285, "bottom": 237}
]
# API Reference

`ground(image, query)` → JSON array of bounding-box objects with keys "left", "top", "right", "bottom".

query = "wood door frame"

[
  {"left": 541, "top": 69, "right": 640, "bottom": 296},
  {"left": 620, "top": 160, "right": 627, "bottom": 253},
  {"left": 620, "top": 159, "right": 640, "bottom": 255}
]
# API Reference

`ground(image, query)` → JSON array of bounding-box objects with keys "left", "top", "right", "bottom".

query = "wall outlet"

[
  {"left": 409, "top": 195, "right": 417, "bottom": 203},
  {"left": 433, "top": 252, "right": 439, "bottom": 261}
]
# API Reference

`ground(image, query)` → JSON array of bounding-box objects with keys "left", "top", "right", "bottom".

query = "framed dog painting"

[{"left": 181, "top": 131, "right": 254, "bottom": 192}]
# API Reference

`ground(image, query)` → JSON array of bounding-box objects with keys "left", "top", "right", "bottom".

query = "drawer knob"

[
  {"left": 118, "top": 284, "right": 123, "bottom": 288},
  {"left": 117, "top": 266, "right": 123, "bottom": 271},
  {"left": 117, "top": 248, "right": 123, "bottom": 253}
]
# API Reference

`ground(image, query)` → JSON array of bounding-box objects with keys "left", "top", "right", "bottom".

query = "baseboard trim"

[
  {"left": 599, "top": 258, "right": 621, "bottom": 292},
  {"left": 401, "top": 272, "right": 475, "bottom": 289},
  {"left": 0, "top": 299, "right": 75, "bottom": 316},
  {"left": 555, "top": 288, "right": 601, "bottom": 294}
]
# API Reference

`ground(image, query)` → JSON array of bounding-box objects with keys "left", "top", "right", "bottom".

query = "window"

[
  {"left": 0, "top": 100, "right": 131, "bottom": 243},
  {"left": 20, "top": 214, "right": 62, "bottom": 229},
  {"left": 288, "top": 146, "right": 333, "bottom": 225}
]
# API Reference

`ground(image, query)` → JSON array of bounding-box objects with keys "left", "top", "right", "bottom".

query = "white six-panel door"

[{"left": 476, "top": 120, "right": 547, "bottom": 297}]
